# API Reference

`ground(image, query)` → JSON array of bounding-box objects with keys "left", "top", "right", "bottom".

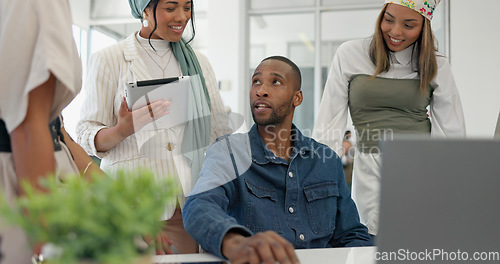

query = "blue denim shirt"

[{"left": 183, "top": 124, "right": 371, "bottom": 258}]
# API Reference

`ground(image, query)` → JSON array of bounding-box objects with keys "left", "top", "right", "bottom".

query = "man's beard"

[{"left": 252, "top": 96, "right": 294, "bottom": 126}]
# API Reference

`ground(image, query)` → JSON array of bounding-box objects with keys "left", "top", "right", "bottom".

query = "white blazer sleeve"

[
  {"left": 429, "top": 56, "right": 466, "bottom": 138},
  {"left": 195, "top": 51, "right": 233, "bottom": 143},
  {"left": 312, "top": 45, "right": 350, "bottom": 156},
  {"left": 76, "top": 49, "right": 119, "bottom": 158}
]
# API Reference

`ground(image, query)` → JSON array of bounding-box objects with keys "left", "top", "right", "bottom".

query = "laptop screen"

[{"left": 376, "top": 139, "right": 500, "bottom": 263}]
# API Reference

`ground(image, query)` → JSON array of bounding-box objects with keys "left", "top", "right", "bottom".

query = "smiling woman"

[
  {"left": 140, "top": 0, "right": 195, "bottom": 43},
  {"left": 313, "top": 0, "right": 465, "bottom": 238},
  {"left": 380, "top": 4, "right": 423, "bottom": 53},
  {"left": 76, "top": 0, "right": 232, "bottom": 255}
]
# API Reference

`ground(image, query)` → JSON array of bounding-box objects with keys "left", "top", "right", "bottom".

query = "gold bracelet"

[{"left": 82, "top": 161, "right": 93, "bottom": 177}]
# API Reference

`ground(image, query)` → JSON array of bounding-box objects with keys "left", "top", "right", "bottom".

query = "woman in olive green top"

[{"left": 313, "top": 0, "right": 465, "bottom": 237}]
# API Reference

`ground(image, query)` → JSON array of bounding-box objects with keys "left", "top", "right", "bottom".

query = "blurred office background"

[{"left": 64, "top": 0, "right": 500, "bottom": 139}]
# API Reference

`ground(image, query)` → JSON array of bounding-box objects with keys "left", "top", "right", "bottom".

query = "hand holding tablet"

[{"left": 125, "top": 76, "right": 191, "bottom": 132}]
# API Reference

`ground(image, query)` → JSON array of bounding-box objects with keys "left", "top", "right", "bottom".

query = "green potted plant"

[{"left": 0, "top": 169, "right": 179, "bottom": 264}]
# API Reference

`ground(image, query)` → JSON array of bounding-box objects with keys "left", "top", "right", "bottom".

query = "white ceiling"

[
  {"left": 90, "top": 0, "right": 134, "bottom": 21},
  {"left": 89, "top": 0, "right": 208, "bottom": 23},
  {"left": 69, "top": 0, "right": 209, "bottom": 42}
]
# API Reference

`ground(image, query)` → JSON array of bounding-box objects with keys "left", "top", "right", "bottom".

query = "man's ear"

[{"left": 293, "top": 90, "right": 303, "bottom": 107}]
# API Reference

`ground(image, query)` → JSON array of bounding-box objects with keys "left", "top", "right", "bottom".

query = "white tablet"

[{"left": 125, "top": 76, "right": 191, "bottom": 131}]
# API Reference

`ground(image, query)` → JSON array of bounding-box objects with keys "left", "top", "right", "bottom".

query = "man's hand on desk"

[{"left": 221, "top": 231, "right": 300, "bottom": 264}]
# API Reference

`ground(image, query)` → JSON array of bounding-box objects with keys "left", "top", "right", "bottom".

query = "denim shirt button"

[
  {"left": 288, "top": 207, "right": 294, "bottom": 214},
  {"left": 299, "top": 234, "right": 305, "bottom": 241},
  {"left": 288, "top": 172, "right": 293, "bottom": 178}
]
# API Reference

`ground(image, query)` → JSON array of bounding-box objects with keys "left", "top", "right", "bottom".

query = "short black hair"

[{"left": 261, "top": 56, "right": 302, "bottom": 90}]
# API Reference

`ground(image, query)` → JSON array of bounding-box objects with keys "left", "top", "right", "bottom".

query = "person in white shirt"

[
  {"left": 312, "top": 0, "right": 465, "bottom": 238},
  {"left": 76, "top": 0, "right": 232, "bottom": 254},
  {"left": 0, "top": 0, "right": 102, "bottom": 262}
]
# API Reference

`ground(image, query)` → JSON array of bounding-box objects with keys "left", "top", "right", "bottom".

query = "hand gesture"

[
  {"left": 222, "top": 231, "right": 300, "bottom": 264},
  {"left": 93, "top": 97, "right": 171, "bottom": 152},
  {"left": 116, "top": 97, "right": 170, "bottom": 138}
]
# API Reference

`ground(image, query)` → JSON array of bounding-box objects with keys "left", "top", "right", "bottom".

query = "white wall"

[
  {"left": 69, "top": 0, "right": 91, "bottom": 30},
  {"left": 450, "top": 0, "right": 500, "bottom": 138},
  {"left": 207, "top": 0, "right": 247, "bottom": 120}
]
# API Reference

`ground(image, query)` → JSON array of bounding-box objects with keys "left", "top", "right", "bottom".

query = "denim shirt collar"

[{"left": 248, "top": 124, "right": 314, "bottom": 165}]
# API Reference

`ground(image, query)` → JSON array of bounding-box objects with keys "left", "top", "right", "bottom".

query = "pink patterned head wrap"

[{"left": 384, "top": 0, "right": 441, "bottom": 20}]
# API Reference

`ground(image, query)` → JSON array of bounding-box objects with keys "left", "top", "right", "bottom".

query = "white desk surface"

[{"left": 153, "top": 246, "right": 377, "bottom": 264}]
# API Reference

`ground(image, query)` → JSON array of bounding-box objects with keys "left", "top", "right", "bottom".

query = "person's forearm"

[
  {"left": 11, "top": 123, "right": 55, "bottom": 193},
  {"left": 94, "top": 125, "right": 129, "bottom": 152},
  {"left": 10, "top": 74, "right": 56, "bottom": 194},
  {"left": 60, "top": 127, "right": 104, "bottom": 179},
  {"left": 93, "top": 97, "right": 144, "bottom": 152}
]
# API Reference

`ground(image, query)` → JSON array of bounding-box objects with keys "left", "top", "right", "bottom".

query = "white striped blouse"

[{"left": 76, "top": 33, "right": 232, "bottom": 220}]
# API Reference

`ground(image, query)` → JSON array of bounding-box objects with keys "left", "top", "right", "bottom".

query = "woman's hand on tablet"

[
  {"left": 94, "top": 97, "right": 171, "bottom": 152},
  {"left": 120, "top": 97, "right": 171, "bottom": 136}
]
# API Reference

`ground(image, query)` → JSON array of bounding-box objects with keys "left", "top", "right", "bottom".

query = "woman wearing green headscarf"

[{"left": 76, "top": 0, "right": 232, "bottom": 254}]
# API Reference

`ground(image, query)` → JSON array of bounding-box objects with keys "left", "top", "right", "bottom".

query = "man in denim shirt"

[{"left": 183, "top": 56, "right": 372, "bottom": 263}]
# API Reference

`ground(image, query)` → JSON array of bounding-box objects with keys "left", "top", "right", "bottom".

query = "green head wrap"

[{"left": 128, "top": 0, "right": 151, "bottom": 19}]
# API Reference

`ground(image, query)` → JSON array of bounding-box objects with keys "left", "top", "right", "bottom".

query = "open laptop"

[{"left": 376, "top": 138, "right": 500, "bottom": 263}]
